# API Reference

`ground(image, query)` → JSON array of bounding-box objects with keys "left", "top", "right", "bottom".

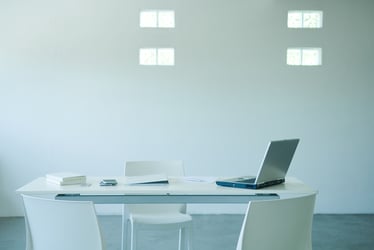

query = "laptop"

[{"left": 216, "top": 139, "right": 300, "bottom": 189}]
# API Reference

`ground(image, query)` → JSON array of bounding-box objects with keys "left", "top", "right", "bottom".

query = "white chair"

[
  {"left": 122, "top": 160, "right": 192, "bottom": 250},
  {"left": 22, "top": 194, "right": 105, "bottom": 250},
  {"left": 236, "top": 193, "right": 316, "bottom": 250}
]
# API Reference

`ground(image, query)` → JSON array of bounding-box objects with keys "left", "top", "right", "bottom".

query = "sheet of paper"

[
  {"left": 181, "top": 176, "right": 217, "bottom": 183},
  {"left": 124, "top": 174, "right": 168, "bottom": 185}
]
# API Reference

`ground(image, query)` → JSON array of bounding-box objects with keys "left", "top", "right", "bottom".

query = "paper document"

[
  {"left": 182, "top": 176, "right": 217, "bottom": 183},
  {"left": 124, "top": 174, "right": 169, "bottom": 185}
]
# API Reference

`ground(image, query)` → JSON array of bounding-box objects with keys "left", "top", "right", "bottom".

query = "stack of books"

[{"left": 46, "top": 172, "right": 86, "bottom": 185}]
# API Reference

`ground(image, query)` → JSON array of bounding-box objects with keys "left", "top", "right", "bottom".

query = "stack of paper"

[
  {"left": 46, "top": 172, "right": 86, "bottom": 185},
  {"left": 124, "top": 174, "right": 168, "bottom": 185}
]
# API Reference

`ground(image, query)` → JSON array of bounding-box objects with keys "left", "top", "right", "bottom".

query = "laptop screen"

[{"left": 255, "top": 139, "right": 299, "bottom": 184}]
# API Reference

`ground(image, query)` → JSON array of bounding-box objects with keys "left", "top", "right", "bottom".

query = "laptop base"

[{"left": 215, "top": 178, "right": 285, "bottom": 189}]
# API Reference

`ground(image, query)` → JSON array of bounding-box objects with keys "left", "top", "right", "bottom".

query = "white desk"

[
  {"left": 17, "top": 176, "right": 316, "bottom": 250},
  {"left": 16, "top": 176, "right": 316, "bottom": 203}
]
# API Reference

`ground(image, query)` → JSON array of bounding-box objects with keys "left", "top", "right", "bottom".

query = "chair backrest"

[
  {"left": 22, "top": 195, "right": 105, "bottom": 250},
  {"left": 125, "top": 160, "right": 184, "bottom": 176},
  {"left": 124, "top": 160, "right": 186, "bottom": 213},
  {"left": 236, "top": 193, "right": 316, "bottom": 250}
]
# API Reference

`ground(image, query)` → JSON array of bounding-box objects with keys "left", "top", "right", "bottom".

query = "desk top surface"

[{"left": 16, "top": 176, "right": 316, "bottom": 196}]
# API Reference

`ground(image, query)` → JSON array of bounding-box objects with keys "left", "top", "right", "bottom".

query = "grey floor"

[{"left": 1, "top": 214, "right": 374, "bottom": 250}]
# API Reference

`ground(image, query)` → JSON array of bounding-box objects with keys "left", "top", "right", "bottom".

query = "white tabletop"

[{"left": 16, "top": 176, "right": 316, "bottom": 196}]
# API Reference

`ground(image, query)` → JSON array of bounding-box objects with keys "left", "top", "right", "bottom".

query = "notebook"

[{"left": 216, "top": 139, "right": 300, "bottom": 189}]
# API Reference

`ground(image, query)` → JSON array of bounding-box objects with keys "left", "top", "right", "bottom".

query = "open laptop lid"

[{"left": 254, "top": 138, "right": 300, "bottom": 185}]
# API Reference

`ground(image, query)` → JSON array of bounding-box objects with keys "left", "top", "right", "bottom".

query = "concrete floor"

[{"left": 1, "top": 214, "right": 374, "bottom": 250}]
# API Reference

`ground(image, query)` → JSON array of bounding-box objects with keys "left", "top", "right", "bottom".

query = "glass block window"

[
  {"left": 139, "top": 48, "right": 157, "bottom": 65},
  {"left": 139, "top": 48, "right": 175, "bottom": 66},
  {"left": 288, "top": 11, "right": 323, "bottom": 28},
  {"left": 140, "top": 10, "right": 175, "bottom": 28},
  {"left": 157, "top": 48, "right": 175, "bottom": 65},
  {"left": 287, "top": 48, "right": 322, "bottom": 66}
]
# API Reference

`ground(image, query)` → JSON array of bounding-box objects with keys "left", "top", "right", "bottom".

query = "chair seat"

[{"left": 130, "top": 212, "right": 192, "bottom": 225}]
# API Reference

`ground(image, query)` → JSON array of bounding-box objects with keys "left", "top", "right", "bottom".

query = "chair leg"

[
  {"left": 122, "top": 206, "right": 132, "bottom": 250},
  {"left": 186, "top": 225, "right": 193, "bottom": 250},
  {"left": 130, "top": 223, "right": 137, "bottom": 250},
  {"left": 127, "top": 221, "right": 192, "bottom": 250},
  {"left": 179, "top": 226, "right": 192, "bottom": 250},
  {"left": 178, "top": 228, "right": 183, "bottom": 250},
  {"left": 121, "top": 213, "right": 126, "bottom": 250}
]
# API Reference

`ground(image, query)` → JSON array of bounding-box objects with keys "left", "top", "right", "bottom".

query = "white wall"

[{"left": 1, "top": 0, "right": 373, "bottom": 216}]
